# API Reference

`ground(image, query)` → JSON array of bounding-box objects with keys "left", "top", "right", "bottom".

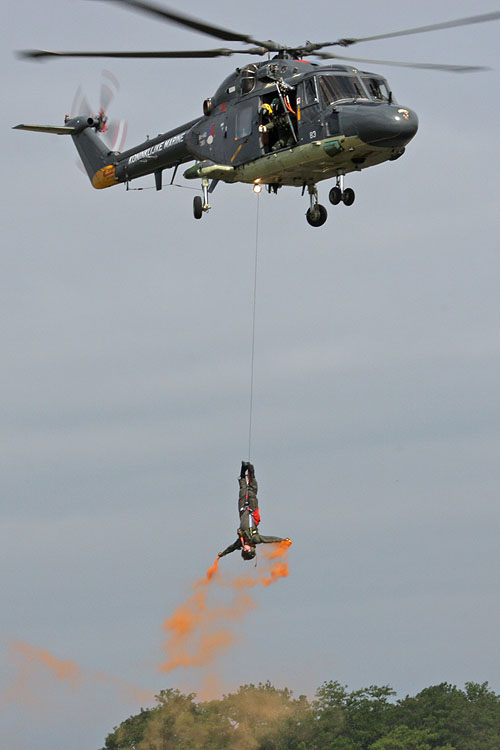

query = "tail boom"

[{"left": 13, "top": 115, "right": 201, "bottom": 189}]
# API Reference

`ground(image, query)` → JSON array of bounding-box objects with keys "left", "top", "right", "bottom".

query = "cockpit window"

[
  {"left": 317, "top": 75, "right": 364, "bottom": 104},
  {"left": 362, "top": 77, "right": 392, "bottom": 102},
  {"left": 303, "top": 77, "right": 318, "bottom": 105},
  {"left": 240, "top": 63, "right": 258, "bottom": 95}
]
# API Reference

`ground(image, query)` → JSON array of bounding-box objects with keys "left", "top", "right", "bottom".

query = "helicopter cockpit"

[
  {"left": 317, "top": 74, "right": 365, "bottom": 104},
  {"left": 360, "top": 76, "right": 394, "bottom": 102},
  {"left": 316, "top": 72, "right": 394, "bottom": 105},
  {"left": 240, "top": 63, "right": 259, "bottom": 94}
]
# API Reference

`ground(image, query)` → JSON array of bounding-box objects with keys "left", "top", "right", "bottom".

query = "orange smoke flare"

[
  {"left": 205, "top": 557, "right": 220, "bottom": 581},
  {"left": 267, "top": 538, "right": 292, "bottom": 559},
  {"left": 159, "top": 541, "right": 292, "bottom": 675}
]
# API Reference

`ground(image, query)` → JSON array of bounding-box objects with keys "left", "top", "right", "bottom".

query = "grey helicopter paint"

[
  {"left": 182, "top": 61, "right": 418, "bottom": 184},
  {"left": 12, "top": 1, "right": 500, "bottom": 226}
]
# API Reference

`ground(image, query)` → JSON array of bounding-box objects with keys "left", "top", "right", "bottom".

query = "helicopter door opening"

[{"left": 259, "top": 88, "right": 298, "bottom": 154}]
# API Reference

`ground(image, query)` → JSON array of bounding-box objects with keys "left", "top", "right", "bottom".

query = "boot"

[
  {"left": 240, "top": 461, "right": 248, "bottom": 479},
  {"left": 247, "top": 462, "right": 255, "bottom": 479}
]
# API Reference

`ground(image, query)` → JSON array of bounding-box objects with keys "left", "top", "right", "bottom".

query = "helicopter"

[{"left": 13, "top": 1, "right": 500, "bottom": 227}]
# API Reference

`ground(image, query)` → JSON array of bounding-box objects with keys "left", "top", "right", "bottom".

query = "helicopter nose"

[{"left": 357, "top": 106, "right": 418, "bottom": 148}]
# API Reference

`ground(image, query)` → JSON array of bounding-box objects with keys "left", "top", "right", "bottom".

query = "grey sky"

[{"left": 1, "top": 1, "right": 499, "bottom": 748}]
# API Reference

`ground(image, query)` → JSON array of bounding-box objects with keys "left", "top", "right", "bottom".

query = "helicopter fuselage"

[
  {"left": 15, "top": 3, "right": 500, "bottom": 226},
  {"left": 88, "top": 60, "right": 418, "bottom": 192}
]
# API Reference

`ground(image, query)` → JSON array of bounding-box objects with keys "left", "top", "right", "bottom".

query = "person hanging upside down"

[{"left": 218, "top": 461, "right": 290, "bottom": 561}]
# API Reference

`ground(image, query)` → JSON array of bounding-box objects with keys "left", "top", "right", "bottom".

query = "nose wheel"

[
  {"left": 305, "top": 184, "right": 328, "bottom": 227},
  {"left": 329, "top": 175, "right": 355, "bottom": 206}
]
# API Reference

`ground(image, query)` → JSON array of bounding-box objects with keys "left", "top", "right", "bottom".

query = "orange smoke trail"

[
  {"left": 205, "top": 557, "right": 220, "bottom": 581},
  {"left": 2, "top": 640, "right": 82, "bottom": 710},
  {"left": 262, "top": 561, "right": 289, "bottom": 586},
  {"left": 259, "top": 539, "right": 291, "bottom": 585},
  {"left": 160, "top": 630, "right": 235, "bottom": 673},
  {"left": 3, "top": 639, "right": 154, "bottom": 710},
  {"left": 267, "top": 538, "right": 292, "bottom": 559},
  {"left": 10, "top": 639, "right": 81, "bottom": 687},
  {"left": 159, "top": 572, "right": 255, "bottom": 673},
  {"left": 93, "top": 672, "right": 156, "bottom": 705},
  {"left": 160, "top": 541, "right": 292, "bottom": 675},
  {"left": 228, "top": 539, "right": 292, "bottom": 590}
]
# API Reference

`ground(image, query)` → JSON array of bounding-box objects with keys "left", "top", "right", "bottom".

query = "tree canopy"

[{"left": 100, "top": 680, "right": 500, "bottom": 750}]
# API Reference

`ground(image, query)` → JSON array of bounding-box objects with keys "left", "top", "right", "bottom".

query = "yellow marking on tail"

[{"left": 92, "top": 164, "right": 116, "bottom": 189}]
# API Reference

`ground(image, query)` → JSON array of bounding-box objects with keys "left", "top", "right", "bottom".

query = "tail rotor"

[
  {"left": 71, "top": 70, "right": 127, "bottom": 173},
  {"left": 99, "top": 69, "right": 118, "bottom": 116}
]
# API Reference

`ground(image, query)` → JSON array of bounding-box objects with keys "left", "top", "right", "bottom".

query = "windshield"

[
  {"left": 317, "top": 74, "right": 365, "bottom": 104},
  {"left": 362, "top": 77, "right": 392, "bottom": 102}
]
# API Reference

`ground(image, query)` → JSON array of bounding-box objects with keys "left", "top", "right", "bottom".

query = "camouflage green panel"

[{"left": 184, "top": 137, "right": 399, "bottom": 188}]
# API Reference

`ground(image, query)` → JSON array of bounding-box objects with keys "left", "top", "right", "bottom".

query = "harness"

[
  {"left": 238, "top": 475, "right": 261, "bottom": 546},
  {"left": 239, "top": 497, "right": 261, "bottom": 528}
]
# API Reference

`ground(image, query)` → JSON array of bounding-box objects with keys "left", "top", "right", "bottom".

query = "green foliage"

[
  {"left": 101, "top": 707, "right": 154, "bottom": 749},
  {"left": 311, "top": 681, "right": 396, "bottom": 748},
  {"left": 396, "top": 682, "right": 500, "bottom": 750},
  {"left": 99, "top": 680, "right": 500, "bottom": 750},
  {"left": 369, "top": 725, "right": 452, "bottom": 750},
  {"left": 220, "top": 681, "right": 310, "bottom": 750}
]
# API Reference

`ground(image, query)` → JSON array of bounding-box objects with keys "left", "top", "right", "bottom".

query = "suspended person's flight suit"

[{"left": 218, "top": 462, "right": 289, "bottom": 561}]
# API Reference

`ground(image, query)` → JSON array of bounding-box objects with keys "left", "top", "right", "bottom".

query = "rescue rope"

[{"left": 247, "top": 192, "right": 260, "bottom": 461}]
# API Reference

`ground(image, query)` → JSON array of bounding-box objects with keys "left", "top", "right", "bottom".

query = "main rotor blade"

[
  {"left": 316, "top": 50, "right": 489, "bottom": 73},
  {"left": 18, "top": 47, "right": 267, "bottom": 60},
  {"left": 316, "top": 10, "right": 500, "bottom": 49},
  {"left": 91, "top": 0, "right": 272, "bottom": 47}
]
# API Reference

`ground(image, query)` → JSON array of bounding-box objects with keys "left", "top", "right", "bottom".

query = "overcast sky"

[{"left": 1, "top": 1, "right": 499, "bottom": 748}]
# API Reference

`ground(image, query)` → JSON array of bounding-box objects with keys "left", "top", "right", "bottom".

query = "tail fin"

[
  {"left": 13, "top": 115, "right": 118, "bottom": 189},
  {"left": 13, "top": 124, "right": 77, "bottom": 135},
  {"left": 69, "top": 119, "right": 116, "bottom": 188}
]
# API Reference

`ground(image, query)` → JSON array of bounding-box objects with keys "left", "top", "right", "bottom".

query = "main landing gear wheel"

[
  {"left": 193, "top": 195, "right": 203, "bottom": 219},
  {"left": 330, "top": 176, "right": 355, "bottom": 207},
  {"left": 306, "top": 204, "right": 328, "bottom": 227},
  {"left": 329, "top": 186, "right": 342, "bottom": 205},
  {"left": 306, "top": 184, "right": 327, "bottom": 227},
  {"left": 342, "top": 187, "right": 355, "bottom": 206}
]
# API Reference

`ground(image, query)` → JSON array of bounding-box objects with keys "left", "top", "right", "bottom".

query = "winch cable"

[{"left": 247, "top": 192, "right": 260, "bottom": 462}]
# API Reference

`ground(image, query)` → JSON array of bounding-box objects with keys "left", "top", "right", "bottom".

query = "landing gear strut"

[
  {"left": 193, "top": 177, "right": 212, "bottom": 220},
  {"left": 305, "top": 184, "right": 327, "bottom": 227},
  {"left": 329, "top": 175, "right": 355, "bottom": 206}
]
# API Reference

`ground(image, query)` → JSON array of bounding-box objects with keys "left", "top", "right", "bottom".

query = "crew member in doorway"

[
  {"left": 218, "top": 461, "right": 290, "bottom": 561},
  {"left": 259, "top": 98, "right": 295, "bottom": 152}
]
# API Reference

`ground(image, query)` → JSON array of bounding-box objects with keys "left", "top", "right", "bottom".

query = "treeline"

[{"left": 101, "top": 680, "right": 500, "bottom": 750}]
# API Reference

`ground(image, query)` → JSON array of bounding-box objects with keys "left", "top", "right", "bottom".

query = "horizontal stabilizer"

[{"left": 13, "top": 124, "right": 77, "bottom": 135}]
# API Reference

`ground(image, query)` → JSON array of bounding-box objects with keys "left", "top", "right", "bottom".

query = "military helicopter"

[{"left": 14, "top": 1, "right": 500, "bottom": 227}]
